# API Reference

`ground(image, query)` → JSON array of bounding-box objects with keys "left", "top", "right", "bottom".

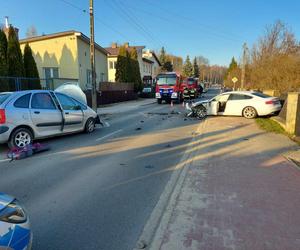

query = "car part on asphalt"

[{"left": 7, "top": 143, "right": 50, "bottom": 161}]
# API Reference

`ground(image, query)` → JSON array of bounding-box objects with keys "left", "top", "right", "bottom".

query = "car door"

[
  {"left": 30, "top": 92, "right": 63, "bottom": 137},
  {"left": 224, "top": 94, "right": 253, "bottom": 116},
  {"left": 55, "top": 93, "right": 84, "bottom": 133},
  {"left": 206, "top": 99, "right": 219, "bottom": 115}
]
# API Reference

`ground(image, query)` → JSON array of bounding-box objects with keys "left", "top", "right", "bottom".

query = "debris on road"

[
  {"left": 7, "top": 143, "right": 50, "bottom": 162},
  {"left": 145, "top": 165, "right": 154, "bottom": 169},
  {"left": 135, "top": 127, "right": 142, "bottom": 131}
]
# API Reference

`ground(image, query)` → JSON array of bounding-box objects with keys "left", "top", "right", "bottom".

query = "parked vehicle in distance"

[
  {"left": 155, "top": 72, "right": 184, "bottom": 104},
  {"left": 186, "top": 91, "right": 281, "bottom": 119},
  {"left": 0, "top": 90, "right": 99, "bottom": 148},
  {"left": 0, "top": 193, "right": 32, "bottom": 249}
]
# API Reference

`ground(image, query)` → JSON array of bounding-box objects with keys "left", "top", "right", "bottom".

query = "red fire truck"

[
  {"left": 182, "top": 77, "right": 199, "bottom": 100},
  {"left": 155, "top": 72, "right": 184, "bottom": 104}
]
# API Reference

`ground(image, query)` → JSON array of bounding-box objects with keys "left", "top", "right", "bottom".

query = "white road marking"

[
  {"left": 0, "top": 159, "right": 9, "bottom": 163},
  {"left": 95, "top": 129, "right": 123, "bottom": 142}
]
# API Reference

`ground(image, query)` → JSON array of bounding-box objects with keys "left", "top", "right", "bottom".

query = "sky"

[{"left": 2, "top": 0, "right": 300, "bottom": 66}]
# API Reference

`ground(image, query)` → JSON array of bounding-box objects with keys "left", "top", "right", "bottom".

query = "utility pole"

[
  {"left": 90, "top": 0, "right": 97, "bottom": 111},
  {"left": 241, "top": 42, "right": 247, "bottom": 90}
]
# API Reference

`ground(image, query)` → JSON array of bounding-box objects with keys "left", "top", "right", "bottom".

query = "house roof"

[
  {"left": 19, "top": 30, "right": 108, "bottom": 55},
  {"left": 142, "top": 57, "right": 154, "bottom": 64},
  {"left": 150, "top": 51, "right": 162, "bottom": 66},
  {"left": 105, "top": 46, "right": 145, "bottom": 56}
]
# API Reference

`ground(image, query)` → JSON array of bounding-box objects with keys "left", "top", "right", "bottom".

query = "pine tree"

[
  {"left": 159, "top": 47, "right": 166, "bottom": 66},
  {"left": 163, "top": 61, "right": 173, "bottom": 72},
  {"left": 115, "top": 45, "right": 129, "bottom": 83},
  {"left": 7, "top": 26, "right": 24, "bottom": 77},
  {"left": 129, "top": 48, "right": 142, "bottom": 92},
  {"left": 193, "top": 57, "right": 199, "bottom": 78},
  {"left": 183, "top": 55, "right": 193, "bottom": 77},
  {"left": 224, "top": 57, "right": 238, "bottom": 80},
  {"left": 0, "top": 29, "right": 9, "bottom": 91},
  {"left": 23, "top": 43, "right": 41, "bottom": 89}
]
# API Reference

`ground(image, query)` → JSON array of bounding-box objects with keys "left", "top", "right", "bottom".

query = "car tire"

[
  {"left": 196, "top": 106, "right": 207, "bottom": 120},
  {"left": 8, "top": 127, "right": 33, "bottom": 149},
  {"left": 157, "top": 99, "right": 162, "bottom": 104},
  {"left": 242, "top": 106, "right": 257, "bottom": 119},
  {"left": 85, "top": 118, "right": 95, "bottom": 133}
]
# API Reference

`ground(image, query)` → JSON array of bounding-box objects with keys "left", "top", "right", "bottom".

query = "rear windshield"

[
  {"left": 252, "top": 92, "right": 271, "bottom": 98},
  {"left": 0, "top": 94, "right": 12, "bottom": 105}
]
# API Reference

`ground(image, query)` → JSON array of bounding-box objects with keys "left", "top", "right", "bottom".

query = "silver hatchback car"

[{"left": 0, "top": 90, "right": 99, "bottom": 148}]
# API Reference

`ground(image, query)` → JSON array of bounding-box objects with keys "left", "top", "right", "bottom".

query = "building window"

[
  {"left": 87, "top": 69, "right": 92, "bottom": 85},
  {"left": 109, "top": 61, "right": 117, "bottom": 69},
  {"left": 43, "top": 67, "right": 59, "bottom": 79}
]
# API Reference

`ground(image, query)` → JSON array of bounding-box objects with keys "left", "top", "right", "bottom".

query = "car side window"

[
  {"left": 218, "top": 94, "right": 230, "bottom": 102},
  {"left": 14, "top": 93, "right": 31, "bottom": 108},
  {"left": 31, "top": 93, "right": 57, "bottom": 110},
  {"left": 56, "top": 93, "right": 78, "bottom": 110},
  {"left": 72, "top": 98, "right": 87, "bottom": 110},
  {"left": 229, "top": 94, "right": 253, "bottom": 100}
]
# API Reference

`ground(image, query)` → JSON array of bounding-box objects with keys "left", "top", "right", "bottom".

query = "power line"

[
  {"left": 114, "top": 0, "right": 164, "bottom": 46},
  {"left": 57, "top": 0, "right": 129, "bottom": 40},
  {"left": 140, "top": 0, "right": 245, "bottom": 43},
  {"left": 105, "top": 0, "right": 162, "bottom": 48}
]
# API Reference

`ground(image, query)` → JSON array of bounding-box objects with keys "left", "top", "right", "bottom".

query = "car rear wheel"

[
  {"left": 242, "top": 106, "right": 257, "bottom": 119},
  {"left": 85, "top": 118, "right": 95, "bottom": 133},
  {"left": 9, "top": 128, "right": 33, "bottom": 149}
]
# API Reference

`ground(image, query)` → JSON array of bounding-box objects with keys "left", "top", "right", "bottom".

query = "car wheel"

[
  {"left": 9, "top": 127, "right": 33, "bottom": 148},
  {"left": 85, "top": 118, "right": 95, "bottom": 133},
  {"left": 196, "top": 106, "right": 207, "bottom": 120},
  {"left": 242, "top": 106, "right": 257, "bottom": 119},
  {"left": 157, "top": 99, "right": 162, "bottom": 104}
]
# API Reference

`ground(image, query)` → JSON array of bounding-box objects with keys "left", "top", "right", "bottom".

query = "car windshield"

[
  {"left": 0, "top": 94, "right": 12, "bottom": 105},
  {"left": 157, "top": 74, "right": 176, "bottom": 86},
  {"left": 187, "top": 79, "right": 194, "bottom": 85},
  {"left": 252, "top": 92, "right": 272, "bottom": 98}
]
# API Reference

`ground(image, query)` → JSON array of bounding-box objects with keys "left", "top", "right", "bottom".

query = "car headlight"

[
  {"left": 171, "top": 92, "right": 178, "bottom": 98},
  {"left": 0, "top": 199, "right": 27, "bottom": 224}
]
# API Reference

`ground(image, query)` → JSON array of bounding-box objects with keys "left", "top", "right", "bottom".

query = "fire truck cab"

[{"left": 155, "top": 72, "right": 184, "bottom": 104}]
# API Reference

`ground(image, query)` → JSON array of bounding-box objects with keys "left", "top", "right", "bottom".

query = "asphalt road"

[{"left": 0, "top": 88, "right": 220, "bottom": 250}]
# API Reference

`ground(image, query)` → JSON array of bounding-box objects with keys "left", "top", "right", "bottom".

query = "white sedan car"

[{"left": 189, "top": 91, "right": 282, "bottom": 119}]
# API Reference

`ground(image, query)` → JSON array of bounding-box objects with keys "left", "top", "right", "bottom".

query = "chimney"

[
  {"left": 111, "top": 42, "right": 117, "bottom": 48},
  {"left": 124, "top": 42, "right": 129, "bottom": 48},
  {"left": 5, "top": 16, "right": 9, "bottom": 28},
  {"left": 3, "top": 17, "right": 19, "bottom": 39}
]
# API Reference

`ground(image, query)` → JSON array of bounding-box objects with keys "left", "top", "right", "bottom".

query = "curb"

[{"left": 134, "top": 119, "right": 207, "bottom": 250}]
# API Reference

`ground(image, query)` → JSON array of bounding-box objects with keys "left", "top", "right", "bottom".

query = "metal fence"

[{"left": 0, "top": 77, "right": 79, "bottom": 92}]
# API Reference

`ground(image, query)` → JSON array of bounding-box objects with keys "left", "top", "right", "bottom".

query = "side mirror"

[{"left": 75, "top": 105, "right": 82, "bottom": 110}]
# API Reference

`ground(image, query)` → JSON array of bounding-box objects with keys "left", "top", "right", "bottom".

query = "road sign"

[{"left": 232, "top": 77, "right": 238, "bottom": 83}]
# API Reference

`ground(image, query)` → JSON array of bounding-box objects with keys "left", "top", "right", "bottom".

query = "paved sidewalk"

[{"left": 150, "top": 116, "right": 300, "bottom": 250}]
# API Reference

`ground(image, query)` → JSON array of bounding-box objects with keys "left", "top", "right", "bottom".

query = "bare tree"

[
  {"left": 26, "top": 25, "right": 38, "bottom": 38},
  {"left": 248, "top": 20, "right": 300, "bottom": 92}
]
